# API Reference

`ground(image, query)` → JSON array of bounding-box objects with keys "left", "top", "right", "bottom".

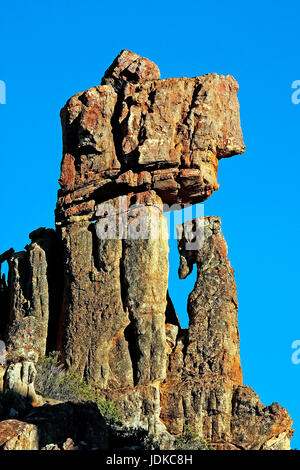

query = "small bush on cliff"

[
  {"left": 174, "top": 427, "right": 215, "bottom": 450},
  {"left": 35, "top": 352, "right": 119, "bottom": 424}
]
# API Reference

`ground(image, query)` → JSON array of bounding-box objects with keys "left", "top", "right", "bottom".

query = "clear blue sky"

[{"left": 1, "top": 0, "right": 300, "bottom": 448}]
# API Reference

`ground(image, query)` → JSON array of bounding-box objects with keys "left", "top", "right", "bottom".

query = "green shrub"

[
  {"left": 174, "top": 426, "right": 215, "bottom": 450},
  {"left": 35, "top": 352, "right": 119, "bottom": 424}
]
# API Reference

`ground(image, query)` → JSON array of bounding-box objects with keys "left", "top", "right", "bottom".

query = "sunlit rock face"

[
  {"left": 0, "top": 51, "right": 293, "bottom": 450},
  {"left": 160, "top": 217, "right": 293, "bottom": 450},
  {"left": 56, "top": 49, "right": 245, "bottom": 222}
]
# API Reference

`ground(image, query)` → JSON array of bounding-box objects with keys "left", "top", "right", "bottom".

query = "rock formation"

[
  {"left": 0, "top": 50, "right": 293, "bottom": 450},
  {"left": 160, "top": 217, "right": 292, "bottom": 450},
  {"left": 56, "top": 49, "right": 244, "bottom": 223},
  {"left": 0, "top": 420, "right": 39, "bottom": 450}
]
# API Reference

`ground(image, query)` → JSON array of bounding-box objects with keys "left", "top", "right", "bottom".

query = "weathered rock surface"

[
  {"left": 0, "top": 419, "right": 39, "bottom": 450},
  {"left": 2, "top": 229, "right": 63, "bottom": 365},
  {"left": 58, "top": 191, "right": 169, "bottom": 389},
  {"left": 0, "top": 50, "right": 293, "bottom": 450},
  {"left": 177, "top": 217, "right": 242, "bottom": 383},
  {"left": 0, "top": 229, "right": 63, "bottom": 401},
  {"left": 160, "top": 217, "right": 293, "bottom": 449},
  {"left": 3, "top": 362, "right": 37, "bottom": 403},
  {"left": 56, "top": 49, "right": 245, "bottom": 222}
]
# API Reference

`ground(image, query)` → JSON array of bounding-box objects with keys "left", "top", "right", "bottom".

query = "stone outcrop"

[
  {"left": 59, "top": 191, "right": 169, "bottom": 390},
  {"left": 0, "top": 420, "right": 39, "bottom": 450},
  {"left": 159, "top": 217, "right": 293, "bottom": 449},
  {"left": 3, "top": 362, "right": 37, "bottom": 403},
  {"left": 0, "top": 50, "right": 294, "bottom": 450},
  {"left": 1, "top": 229, "right": 62, "bottom": 365},
  {"left": 56, "top": 49, "right": 245, "bottom": 223},
  {"left": 0, "top": 228, "right": 63, "bottom": 401}
]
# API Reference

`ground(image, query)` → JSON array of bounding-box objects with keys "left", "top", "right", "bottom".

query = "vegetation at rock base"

[
  {"left": 35, "top": 352, "right": 119, "bottom": 424},
  {"left": 174, "top": 427, "right": 215, "bottom": 450}
]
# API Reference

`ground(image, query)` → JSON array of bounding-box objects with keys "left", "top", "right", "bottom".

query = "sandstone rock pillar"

[
  {"left": 177, "top": 216, "right": 242, "bottom": 383},
  {"left": 58, "top": 191, "right": 169, "bottom": 389}
]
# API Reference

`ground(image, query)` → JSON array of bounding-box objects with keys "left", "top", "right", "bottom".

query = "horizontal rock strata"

[{"left": 56, "top": 49, "right": 245, "bottom": 222}]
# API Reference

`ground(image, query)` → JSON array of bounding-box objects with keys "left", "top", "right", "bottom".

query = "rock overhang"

[{"left": 56, "top": 50, "right": 245, "bottom": 223}]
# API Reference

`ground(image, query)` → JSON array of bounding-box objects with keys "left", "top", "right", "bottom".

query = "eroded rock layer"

[
  {"left": 0, "top": 50, "right": 293, "bottom": 450},
  {"left": 56, "top": 49, "right": 245, "bottom": 222}
]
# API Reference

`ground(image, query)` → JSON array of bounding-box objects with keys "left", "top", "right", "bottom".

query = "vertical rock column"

[
  {"left": 58, "top": 216, "right": 133, "bottom": 389},
  {"left": 177, "top": 216, "right": 242, "bottom": 383},
  {"left": 0, "top": 249, "right": 14, "bottom": 341},
  {"left": 58, "top": 191, "right": 169, "bottom": 393},
  {"left": 1, "top": 229, "right": 61, "bottom": 401},
  {"left": 160, "top": 216, "right": 293, "bottom": 449},
  {"left": 121, "top": 193, "right": 169, "bottom": 387},
  {"left": 160, "top": 216, "right": 242, "bottom": 442}
]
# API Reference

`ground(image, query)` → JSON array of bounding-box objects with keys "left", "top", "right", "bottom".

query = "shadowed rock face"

[
  {"left": 56, "top": 49, "right": 245, "bottom": 222},
  {"left": 2, "top": 229, "right": 63, "bottom": 364},
  {"left": 0, "top": 51, "right": 293, "bottom": 450}
]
